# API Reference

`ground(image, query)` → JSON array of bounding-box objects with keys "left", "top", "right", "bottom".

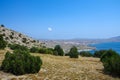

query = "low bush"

[
  {"left": 8, "top": 44, "right": 29, "bottom": 52},
  {"left": 53, "top": 51, "right": 58, "bottom": 55},
  {"left": 80, "top": 51, "right": 93, "bottom": 57},
  {"left": 1, "top": 50, "right": 42, "bottom": 75},
  {"left": 1, "top": 24, "right": 5, "bottom": 27},
  {"left": 69, "top": 46, "right": 79, "bottom": 58},
  {"left": 38, "top": 48, "right": 47, "bottom": 53},
  {"left": 100, "top": 49, "right": 120, "bottom": 77},
  {"left": 22, "top": 38, "right": 27, "bottom": 43},
  {"left": 0, "top": 35, "right": 7, "bottom": 49},
  {"left": 38, "top": 48, "right": 53, "bottom": 54},
  {"left": 100, "top": 49, "right": 118, "bottom": 62},
  {"left": 45, "top": 48, "right": 53, "bottom": 54},
  {"left": 30, "top": 47, "right": 39, "bottom": 53},
  {"left": 94, "top": 50, "right": 107, "bottom": 58}
]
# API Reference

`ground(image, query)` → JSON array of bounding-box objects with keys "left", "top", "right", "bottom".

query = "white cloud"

[{"left": 48, "top": 27, "right": 52, "bottom": 31}]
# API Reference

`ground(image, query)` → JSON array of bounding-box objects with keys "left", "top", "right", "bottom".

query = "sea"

[{"left": 89, "top": 42, "right": 120, "bottom": 54}]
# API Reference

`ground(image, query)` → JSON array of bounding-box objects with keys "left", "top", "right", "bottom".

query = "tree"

[
  {"left": 54, "top": 45, "right": 64, "bottom": 56},
  {"left": 0, "top": 35, "right": 7, "bottom": 49},
  {"left": 69, "top": 46, "right": 79, "bottom": 58}
]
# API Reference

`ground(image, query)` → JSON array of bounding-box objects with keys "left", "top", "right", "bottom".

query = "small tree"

[
  {"left": 69, "top": 46, "right": 79, "bottom": 58},
  {"left": 0, "top": 35, "right": 7, "bottom": 49},
  {"left": 54, "top": 45, "right": 64, "bottom": 56}
]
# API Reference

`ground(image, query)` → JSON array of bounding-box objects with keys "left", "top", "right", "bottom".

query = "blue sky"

[{"left": 0, "top": 0, "right": 120, "bottom": 39}]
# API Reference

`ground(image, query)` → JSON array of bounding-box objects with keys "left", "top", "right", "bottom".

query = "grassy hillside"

[{"left": 0, "top": 50, "right": 120, "bottom": 80}]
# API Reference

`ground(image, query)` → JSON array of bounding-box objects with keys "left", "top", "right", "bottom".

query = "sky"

[{"left": 0, "top": 0, "right": 120, "bottom": 39}]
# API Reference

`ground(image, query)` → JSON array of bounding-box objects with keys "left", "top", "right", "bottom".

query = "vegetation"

[
  {"left": 0, "top": 35, "right": 7, "bottom": 49},
  {"left": 69, "top": 46, "right": 79, "bottom": 58},
  {"left": 39, "top": 48, "right": 47, "bottom": 53},
  {"left": 30, "top": 47, "right": 39, "bottom": 53},
  {"left": 1, "top": 24, "right": 5, "bottom": 27},
  {"left": 11, "top": 32, "right": 14, "bottom": 35},
  {"left": 94, "top": 50, "right": 107, "bottom": 58},
  {"left": 80, "top": 51, "right": 93, "bottom": 57},
  {"left": 19, "top": 33, "right": 22, "bottom": 37},
  {"left": 100, "top": 49, "right": 120, "bottom": 77},
  {"left": 54, "top": 45, "right": 64, "bottom": 56},
  {"left": 1, "top": 50, "right": 42, "bottom": 75},
  {"left": 22, "top": 38, "right": 27, "bottom": 43},
  {"left": 8, "top": 44, "right": 29, "bottom": 52},
  {"left": 45, "top": 48, "right": 54, "bottom": 54},
  {"left": 38, "top": 48, "right": 53, "bottom": 55},
  {"left": 9, "top": 35, "right": 13, "bottom": 39}
]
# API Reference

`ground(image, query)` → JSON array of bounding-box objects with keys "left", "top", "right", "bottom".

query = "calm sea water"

[{"left": 89, "top": 42, "right": 120, "bottom": 54}]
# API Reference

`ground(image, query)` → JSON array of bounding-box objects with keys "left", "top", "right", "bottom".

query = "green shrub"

[
  {"left": 54, "top": 45, "right": 64, "bottom": 56},
  {"left": 100, "top": 49, "right": 118, "bottom": 62},
  {"left": 45, "top": 48, "right": 53, "bottom": 54},
  {"left": 38, "top": 48, "right": 54, "bottom": 54},
  {"left": 22, "top": 38, "right": 27, "bottom": 43},
  {"left": 9, "top": 35, "right": 13, "bottom": 39},
  {"left": 30, "top": 47, "right": 39, "bottom": 53},
  {"left": 100, "top": 49, "right": 120, "bottom": 77},
  {"left": 69, "top": 46, "right": 79, "bottom": 58},
  {"left": 1, "top": 50, "right": 42, "bottom": 75},
  {"left": 53, "top": 50, "right": 58, "bottom": 55},
  {"left": 39, "top": 48, "right": 47, "bottom": 53},
  {"left": 1, "top": 24, "right": 5, "bottom": 27},
  {"left": 80, "top": 51, "right": 93, "bottom": 57},
  {"left": 0, "top": 35, "right": 7, "bottom": 49},
  {"left": 94, "top": 50, "right": 107, "bottom": 58},
  {"left": 8, "top": 44, "right": 29, "bottom": 52}
]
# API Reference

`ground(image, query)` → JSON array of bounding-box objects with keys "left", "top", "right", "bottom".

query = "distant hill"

[
  {"left": 0, "top": 25, "right": 42, "bottom": 48},
  {"left": 109, "top": 36, "right": 120, "bottom": 41}
]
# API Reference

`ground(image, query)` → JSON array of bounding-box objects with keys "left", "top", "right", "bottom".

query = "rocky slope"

[{"left": 0, "top": 25, "right": 42, "bottom": 48}]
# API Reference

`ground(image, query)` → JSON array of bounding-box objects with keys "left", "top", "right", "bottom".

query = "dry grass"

[{"left": 0, "top": 50, "right": 120, "bottom": 80}]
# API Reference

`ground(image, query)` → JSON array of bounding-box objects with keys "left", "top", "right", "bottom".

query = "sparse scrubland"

[
  {"left": 0, "top": 50, "right": 120, "bottom": 80},
  {"left": 0, "top": 26, "right": 120, "bottom": 80}
]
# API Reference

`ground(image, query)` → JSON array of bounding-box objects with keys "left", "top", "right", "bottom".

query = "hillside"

[
  {"left": 0, "top": 25, "right": 42, "bottom": 48},
  {"left": 0, "top": 50, "right": 119, "bottom": 80}
]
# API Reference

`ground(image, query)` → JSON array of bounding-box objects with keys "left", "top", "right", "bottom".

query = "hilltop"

[{"left": 0, "top": 25, "right": 42, "bottom": 48}]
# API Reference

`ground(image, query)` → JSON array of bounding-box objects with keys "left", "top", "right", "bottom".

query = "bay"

[{"left": 89, "top": 42, "right": 120, "bottom": 54}]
